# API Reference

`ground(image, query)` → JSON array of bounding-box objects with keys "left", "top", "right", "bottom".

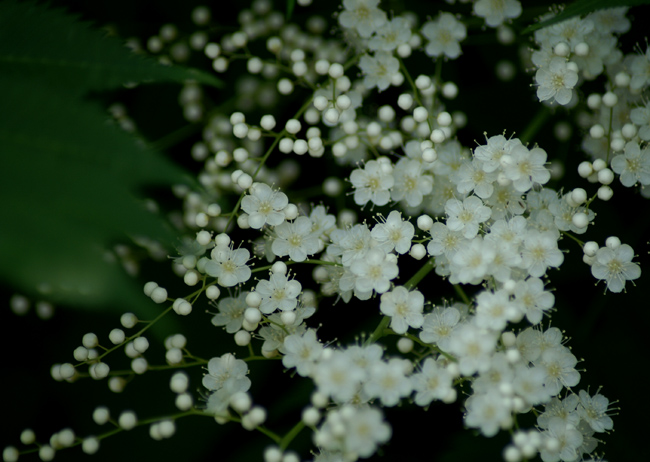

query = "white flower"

[
  {"left": 338, "top": 0, "right": 387, "bottom": 38},
  {"left": 474, "top": 134, "right": 523, "bottom": 173},
  {"left": 316, "top": 405, "right": 391, "bottom": 458},
  {"left": 390, "top": 158, "right": 433, "bottom": 207},
  {"left": 535, "top": 346, "right": 580, "bottom": 396},
  {"left": 503, "top": 145, "right": 551, "bottom": 192},
  {"left": 281, "top": 329, "right": 323, "bottom": 377},
  {"left": 630, "top": 103, "right": 650, "bottom": 140},
  {"left": 419, "top": 305, "right": 461, "bottom": 350},
  {"left": 535, "top": 57, "right": 578, "bottom": 105},
  {"left": 203, "top": 353, "right": 251, "bottom": 414},
  {"left": 611, "top": 141, "right": 650, "bottom": 187},
  {"left": 358, "top": 52, "right": 400, "bottom": 92},
  {"left": 272, "top": 216, "right": 320, "bottom": 262},
  {"left": 576, "top": 389, "right": 614, "bottom": 433},
  {"left": 450, "top": 235, "right": 496, "bottom": 284},
  {"left": 349, "top": 248, "right": 398, "bottom": 294},
  {"left": 590, "top": 243, "right": 641, "bottom": 293},
  {"left": 411, "top": 357, "right": 453, "bottom": 406},
  {"left": 371, "top": 211, "right": 415, "bottom": 255},
  {"left": 349, "top": 160, "right": 394, "bottom": 207},
  {"left": 255, "top": 273, "right": 302, "bottom": 314},
  {"left": 241, "top": 182, "right": 288, "bottom": 229},
  {"left": 445, "top": 196, "right": 492, "bottom": 239},
  {"left": 313, "top": 350, "right": 366, "bottom": 403},
  {"left": 455, "top": 159, "right": 496, "bottom": 199},
  {"left": 448, "top": 324, "right": 497, "bottom": 376},
  {"left": 512, "top": 277, "right": 555, "bottom": 325},
  {"left": 539, "top": 417, "right": 584, "bottom": 462},
  {"left": 368, "top": 16, "right": 412, "bottom": 51},
  {"left": 520, "top": 230, "right": 564, "bottom": 278},
  {"left": 211, "top": 293, "right": 248, "bottom": 333},
  {"left": 427, "top": 222, "right": 468, "bottom": 259},
  {"left": 379, "top": 286, "right": 424, "bottom": 334},
  {"left": 363, "top": 358, "right": 412, "bottom": 406},
  {"left": 473, "top": 0, "right": 522, "bottom": 28},
  {"left": 464, "top": 390, "right": 512, "bottom": 437},
  {"left": 421, "top": 12, "right": 467, "bottom": 59},
  {"left": 475, "top": 289, "right": 520, "bottom": 331},
  {"left": 204, "top": 244, "right": 251, "bottom": 287},
  {"left": 327, "top": 223, "right": 375, "bottom": 266}
]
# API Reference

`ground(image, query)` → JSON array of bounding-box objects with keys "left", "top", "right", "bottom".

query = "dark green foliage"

[{"left": 0, "top": 0, "right": 214, "bottom": 312}]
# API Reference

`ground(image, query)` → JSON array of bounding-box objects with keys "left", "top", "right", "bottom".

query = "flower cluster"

[{"left": 5, "top": 1, "right": 647, "bottom": 462}]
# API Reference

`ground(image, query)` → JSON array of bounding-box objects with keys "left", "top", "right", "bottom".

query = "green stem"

[{"left": 280, "top": 421, "right": 305, "bottom": 450}]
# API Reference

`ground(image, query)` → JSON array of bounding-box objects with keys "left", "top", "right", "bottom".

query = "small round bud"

[
  {"left": 570, "top": 188, "right": 587, "bottom": 205},
  {"left": 170, "top": 372, "right": 189, "bottom": 394},
  {"left": 133, "top": 337, "right": 149, "bottom": 354},
  {"left": 232, "top": 123, "right": 248, "bottom": 139},
  {"left": 615, "top": 71, "right": 631, "bottom": 88},
  {"left": 165, "top": 348, "right": 183, "bottom": 364},
  {"left": 417, "top": 214, "right": 434, "bottom": 231},
  {"left": 131, "top": 357, "right": 148, "bottom": 374},
  {"left": 244, "top": 307, "right": 262, "bottom": 324},
  {"left": 109, "top": 329, "right": 126, "bottom": 345},
  {"left": 3, "top": 447, "right": 19, "bottom": 462},
  {"left": 59, "top": 363, "right": 75, "bottom": 380},
  {"left": 120, "top": 312, "right": 138, "bottom": 329},
  {"left": 39, "top": 446, "right": 55, "bottom": 462},
  {"left": 271, "top": 261, "right": 287, "bottom": 275},
  {"left": 583, "top": 241, "right": 599, "bottom": 257},
  {"left": 592, "top": 159, "right": 607, "bottom": 172},
  {"left": 293, "top": 139, "right": 308, "bottom": 155},
  {"left": 413, "top": 106, "right": 428, "bottom": 122},
  {"left": 196, "top": 230, "right": 212, "bottom": 245},
  {"left": 586, "top": 93, "right": 601, "bottom": 109},
  {"left": 430, "top": 129, "right": 445, "bottom": 144},
  {"left": 409, "top": 243, "right": 427, "bottom": 260},
  {"left": 176, "top": 393, "right": 193, "bottom": 411},
  {"left": 597, "top": 168, "right": 614, "bottom": 185},
  {"left": 285, "top": 119, "right": 301, "bottom": 135},
  {"left": 397, "top": 337, "right": 414, "bottom": 354},
  {"left": 553, "top": 42, "right": 570, "bottom": 57},
  {"left": 73, "top": 346, "right": 89, "bottom": 362},
  {"left": 246, "top": 292, "right": 262, "bottom": 308},
  {"left": 328, "top": 63, "right": 344, "bottom": 79},
  {"left": 302, "top": 406, "right": 320, "bottom": 426},
  {"left": 574, "top": 42, "right": 589, "bottom": 56},
  {"left": 93, "top": 406, "right": 110, "bottom": 425},
  {"left": 235, "top": 330, "right": 252, "bottom": 346},
  {"left": 602, "top": 91, "right": 618, "bottom": 107},
  {"left": 150, "top": 287, "right": 168, "bottom": 304},
  {"left": 20, "top": 429, "right": 36, "bottom": 445},
  {"left": 82, "top": 333, "right": 99, "bottom": 349},
  {"left": 441, "top": 82, "right": 458, "bottom": 99},
  {"left": 422, "top": 147, "right": 437, "bottom": 162},
  {"left": 397, "top": 93, "right": 413, "bottom": 110},
  {"left": 81, "top": 437, "right": 99, "bottom": 455},
  {"left": 118, "top": 411, "right": 137, "bottom": 431},
  {"left": 414, "top": 75, "right": 432, "bottom": 90},
  {"left": 172, "top": 298, "right": 192, "bottom": 316},
  {"left": 572, "top": 212, "right": 589, "bottom": 229},
  {"left": 206, "top": 285, "right": 221, "bottom": 300},
  {"left": 597, "top": 185, "right": 613, "bottom": 201},
  {"left": 577, "top": 161, "right": 593, "bottom": 178},
  {"left": 605, "top": 236, "right": 621, "bottom": 249},
  {"left": 280, "top": 311, "right": 296, "bottom": 326},
  {"left": 264, "top": 447, "right": 283, "bottom": 462},
  {"left": 589, "top": 124, "right": 604, "bottom": 139},
  {"left": 184, "top": 270, "right": 199, "bottom": 286},
  {"left": 231, "top": 392, "right": 253, "bottom": 413},
  {"left": 89, "top": 362, "right": 110, "bottom": 380}
]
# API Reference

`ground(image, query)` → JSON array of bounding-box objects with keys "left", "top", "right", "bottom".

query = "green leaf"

[
  {"left": 0, "top": 75, "right": 187, "bottom": 311},
  {"left": 522, "top": 0, "right": 650, "bottom": 34},
  {"left": 0, "top": 0, "right": 206, "bottom": 315},
  {"left": 0, "top": 0, "right": 222, "bottom": 96}
]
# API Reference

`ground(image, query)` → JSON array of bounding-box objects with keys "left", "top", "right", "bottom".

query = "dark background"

[{"left": 2, "top": 1, "right": 649, "bottom": 461}]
